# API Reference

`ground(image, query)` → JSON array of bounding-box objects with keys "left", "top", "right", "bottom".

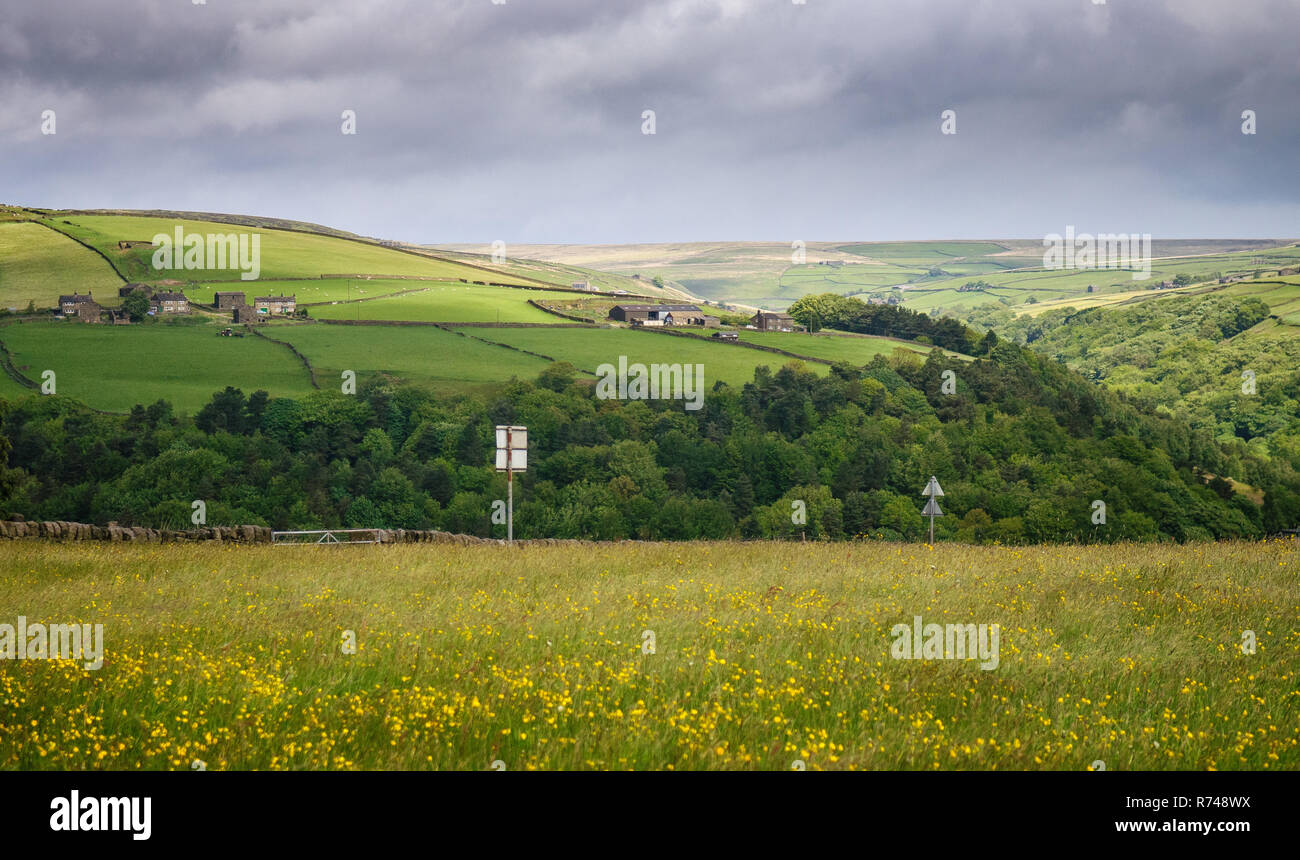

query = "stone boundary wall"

[{"left": 0, "top": 519, "right": 586, "bottom": 547}]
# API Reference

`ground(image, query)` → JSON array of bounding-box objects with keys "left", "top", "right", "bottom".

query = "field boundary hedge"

[
  {"left": 0, "top": 339, "right": 40, "bottom": 390},
  {"left": 317, "top": 318, "right": 594, "bottom": 329},
  {"left": 442, "top": 327, "right": 598, "bottom": 374},
  {"left": 246, "top": 326, "right": 320, "bottom": 389},
  {"left": 30, "top": 220, "right": 129, "bottom": 287},
  {"left": 631, "top": 326, "right": 837, "bottom": 365},
  {"left": 527, "top": 299, "right": 598, "bottom": 323}
]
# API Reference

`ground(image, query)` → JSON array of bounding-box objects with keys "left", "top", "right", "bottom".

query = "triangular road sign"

[
  {"left": 922, "top": 498, "right": 944, "bottom": 517},
  {"left": 923, "top": 476, "right": 945, "bottom": 497}
]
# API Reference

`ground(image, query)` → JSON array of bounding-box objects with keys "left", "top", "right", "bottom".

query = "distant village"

[{"left": 56, "top": 287, "right": 298, "bottom": 325}]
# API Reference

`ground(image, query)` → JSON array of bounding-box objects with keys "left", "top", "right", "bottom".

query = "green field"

[
  {"left": 1223, "top": 279, "right": 1300, "bottom": 325},
  {"left": 837, "top": 241, "right": 1012, "bottom": 263},
  {"left": 42, "top": 215, "right": 537, "bottom": 286},
  {"left": 735, "top": 330, "right": 963, "bottom": 363},
  {"left": 454, "top": 326, "right": 830, "bottom": 385},
  {"left": 307, "top": 283, "right": 571, "bottom": 324},
  {"left": 0, "top": 222, "right": 123, "bottom": 310},
  {"left": 427, "top": 247, "right": 664, "bottom": 297},
  {"left": 0, "top": 321, "right": 316, "bottom": 412},
  {"left": 270, "top": 323, "right": 555, "bottom": 393},
  {"left": 492, "top": 238, "right": 1300, "bottom": 322},
  {"left": 0, "top": 539, "right": 1294, "bottom": 770}
]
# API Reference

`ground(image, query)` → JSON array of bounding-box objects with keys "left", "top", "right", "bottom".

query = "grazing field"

[
  {"left": 1223, "top": 279, "right": 1300, "bottom": 325},
  {"left": 488, "top": 239, "right": 1300, "bottom": 320},
  {"left": 270, "top": 323, "right": 554, "bottom": 393},
  {"left": 42, "top": 215, "right": 536, "bottom": 286},
  {"left": 0, "top": 539, "right": 1294, "bottom": 770},
  {"left": 308, "top": 283, "right": 571, "bottom": 324},
  {"left": 0, "top": 321, "right": 316, "bottom": 412},
  {"left": 426, "top": 247, "right": 666, "bottom": 297},
  {"left": 455, "top": 325, "right": 830, "bottom": 384},
  {"left": 0, "top": 222, "right": 123, "bottom": 310},
  {"left": 183, "top": 278, "right": 438, "bottom": 308},
  {"left": 734, "top": 330, "right": 958, "bottom": 363}
]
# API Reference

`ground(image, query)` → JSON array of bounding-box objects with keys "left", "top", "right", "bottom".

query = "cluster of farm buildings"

[
  {"left": 56, "top": 288, "right": 298, "bottom": 324},
  {"left": 607, "top": 303, "right": 802, "bottom": 333},
  {"left": 53, "top": 290, "right": 806, "bottom": 335}
]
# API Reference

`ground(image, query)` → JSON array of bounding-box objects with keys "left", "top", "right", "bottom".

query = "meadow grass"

[
  {"left": 0, "top": 222, "right": 123, "bottom": 309},
  {"left": 0, "top": 539, "right": 1294, "bottom": 771}
]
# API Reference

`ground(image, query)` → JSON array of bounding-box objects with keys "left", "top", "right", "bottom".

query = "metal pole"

[
  {"left": 929, "top": 512, "right": 934, "bottom": 545},
  {"left": 506, "top": 427, "right": 513, "bottom": 544}
]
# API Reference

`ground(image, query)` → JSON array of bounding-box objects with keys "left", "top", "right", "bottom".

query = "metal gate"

[{"left": 271, "top": 528, "right": 383, "bottom": 545}]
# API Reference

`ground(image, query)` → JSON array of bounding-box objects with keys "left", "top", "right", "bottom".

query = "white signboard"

[
  {"left": 495, "top": 426, "right": 527, "bottom": 451},
  {"left": 495, "top": 448, "right": 528, "bottom": 471},
  {"left": 495, "top": 425, "right": 528, "bottom": 473}
]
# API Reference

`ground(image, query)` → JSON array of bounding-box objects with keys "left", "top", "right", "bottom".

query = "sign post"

[
  {"left": 921, "top": 475, "right": 944, "bottom": 545},
  {"left": 495, "top": 425, "right": 528, "bottom": 544}
]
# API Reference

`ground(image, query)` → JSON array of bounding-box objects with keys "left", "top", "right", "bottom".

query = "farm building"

[
  {"left": 255, "top": 295, "right": 297, "bottom": 315},
  {"left": 119, "top": 283, "right": 153, "bottom": 298},
  {"left": 608, "top": 303, "right": 701, "bottom": 325},
  {"left": 116, "top": 240, "right": 155, "bottom": 250},
  {"left": 151, "top": 292, "right": 190, "bottom": 314},
  {"left": 571, "top": 281, "right": 597, "bottom": 291},
  {"left": 232, "top": 305, "right": 258, "bottom": 324},
  {"left": 712, "top": 331, "right": 739, "bottom": 341},
  {"left": 752, "top": 311, "right": 800, "bottom": 332},
  {"left": 107, "top": 310, "right": 131, "bottom": 325},
  {"left": 214, "top": 291, "right": 246, "bottom": 310},
  {"left": 59, "top": 292, "right": 97, "bottom": 317},
  {"left": 684, "top": 314, "right": 721, "bottom": 327}
]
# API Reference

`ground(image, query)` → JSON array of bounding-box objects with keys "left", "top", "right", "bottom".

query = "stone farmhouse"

[
  {"left": 213, "top": 291, "right": 246, "bottom": 310},
  {"left": 58, "top": 292, "right": 102, "bottom": 322},
  {"left": 255, "top": 295, "right": 297, "bottom": 315},
  {"left": 608, "top": 303, "right": 703, "bottom": 326},
  {"left": 151, "top": 292, "right": 190, "bottom": 314},
  {"left": 752, "top": 311, "right": 800, "bottom": 332}
]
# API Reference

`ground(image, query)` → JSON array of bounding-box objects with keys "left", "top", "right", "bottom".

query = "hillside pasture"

[
  {"left": 307, "top": 283, "right": 574, "bottom": 324},
  {"left": 0, "top": 222, "right": 123, "bottom": 310},
  {"left": 43, "top": 215, "right": 536, "bottom": 286},
  {"left": 0, "top": 320, "right": 315, "bottom": 412},
  {"left": 454, "top": 325, "right": 830, "bottom": 386},
  {"left": 269, "top": 323, "right": 555, "bottom": 394},
  {"left": 734, "top": 330, "right": 948, "bottom": 363}
]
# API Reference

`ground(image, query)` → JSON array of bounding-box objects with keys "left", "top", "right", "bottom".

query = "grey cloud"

[{"left": 2, "top": 0, "right": 1297, "bottom": 242}]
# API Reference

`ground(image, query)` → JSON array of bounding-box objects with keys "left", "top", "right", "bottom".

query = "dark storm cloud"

[{"left": 2, "top": 0, "right": 1297, "bottom": 242}]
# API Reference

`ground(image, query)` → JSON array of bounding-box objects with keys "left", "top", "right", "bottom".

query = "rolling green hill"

[
  {"left": 39, "top": 213, "right": 543, "bottom": 287},
  {"left": 0, "top": 222, "right": 123, "bottom": 309}
]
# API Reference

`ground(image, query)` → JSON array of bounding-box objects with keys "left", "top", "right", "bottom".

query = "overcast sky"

[{"left": 2, "top": 0, "right": 1297, "bottom": 244}]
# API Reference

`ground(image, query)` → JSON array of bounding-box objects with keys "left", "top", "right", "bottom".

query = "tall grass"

[{"left": 0, "top": 539, "right": 1295, "bottom": 770}]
